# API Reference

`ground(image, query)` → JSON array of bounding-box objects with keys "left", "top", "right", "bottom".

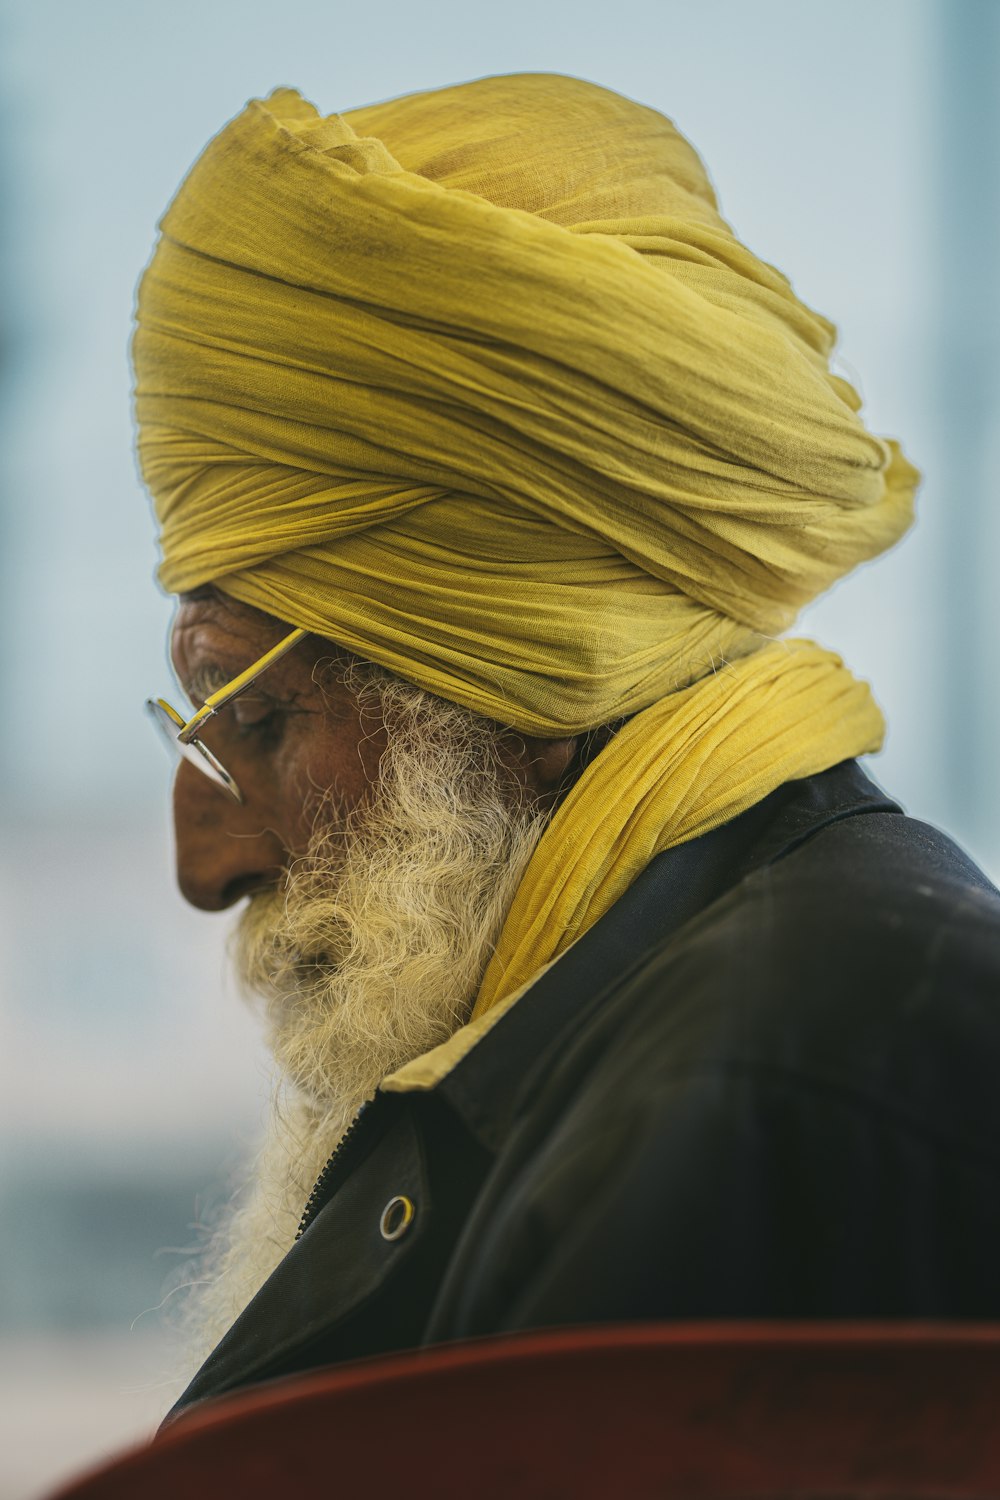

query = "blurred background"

[{"left": 1, "top": 0, "right": 998, "bottom": 1493}]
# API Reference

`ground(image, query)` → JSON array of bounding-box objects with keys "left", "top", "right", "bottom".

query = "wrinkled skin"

[{"left": 169, "top": 592, "right": 580, "bottom": 911}]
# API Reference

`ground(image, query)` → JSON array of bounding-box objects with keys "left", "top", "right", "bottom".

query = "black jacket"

[{"left": 172, "top": 761, "right": 1000, "bottom": 1415}]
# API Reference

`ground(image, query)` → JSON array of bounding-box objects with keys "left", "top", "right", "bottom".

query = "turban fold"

[
  {"left": 134, "top": 74, "right": 918, "bottom": 1016},
  {"left": 135, "top": 73, "right": 915, "bottom": 734}
]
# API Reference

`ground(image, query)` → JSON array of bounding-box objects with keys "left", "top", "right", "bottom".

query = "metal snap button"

[{"left": 380, "top": 1195, "right": 415, "bottom": 1241}]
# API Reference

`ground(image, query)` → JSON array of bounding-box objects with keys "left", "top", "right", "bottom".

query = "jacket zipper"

[{"left": 294, "top": 1098, "right": 374, "bottom": 1241}]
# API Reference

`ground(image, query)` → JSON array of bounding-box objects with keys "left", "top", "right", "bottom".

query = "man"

[{"left": 134, "top": 74, "right": 1000, "bottom": 1416}]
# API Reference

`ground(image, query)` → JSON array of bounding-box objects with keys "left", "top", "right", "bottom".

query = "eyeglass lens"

[{"left": 145, "top": 699, "right": 242, "bottom": 801}]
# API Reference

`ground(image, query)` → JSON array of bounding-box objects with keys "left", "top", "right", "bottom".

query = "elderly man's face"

[
  {"left": 169, "top": 591, "right": 578, "bottom": 912},
  {"left": 169, "top": 592, "right": 386, "bottom": 911}
]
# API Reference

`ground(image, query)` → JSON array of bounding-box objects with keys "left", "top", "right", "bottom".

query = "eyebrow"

[
  {"left": 181, "top": 663, "right": 232, "bottom": 707},
  {"left": 180, "top": 661, "right": 296, "bottom": 712}
]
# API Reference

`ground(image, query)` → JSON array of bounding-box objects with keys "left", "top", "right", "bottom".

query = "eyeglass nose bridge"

[
  {"left": 177, "top": 703, "right": 211, "bottom": 744},
  {"left": 145, "top": 697, "right": 244, "bottom": 803}
]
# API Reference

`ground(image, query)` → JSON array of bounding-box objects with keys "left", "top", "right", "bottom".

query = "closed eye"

[
  {"left": 230, "top": 700, "right": 287, "bottom": 751},
  {"left": 230, "top": 695, "right": 279, "bottom": 729}
]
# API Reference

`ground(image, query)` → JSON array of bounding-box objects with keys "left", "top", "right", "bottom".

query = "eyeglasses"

[{"left": 146, "top": 626, "right": 307, "bottom": 804}]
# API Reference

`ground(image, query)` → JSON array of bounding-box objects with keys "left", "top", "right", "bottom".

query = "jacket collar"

[{"left": 412, "top": 759, "right": 900, "bottom": 1153}]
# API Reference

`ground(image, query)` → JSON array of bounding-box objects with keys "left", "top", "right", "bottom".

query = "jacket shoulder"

[
  {"left": 430, "top": 809, "right": 1000, "bottom": 1334},
  {"left": 586, "top": 808, "right": 1000, "bottom": 1141}
]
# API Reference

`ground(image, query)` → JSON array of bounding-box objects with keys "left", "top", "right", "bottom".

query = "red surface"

[{"left": 48, "top": 1323, "right": 1000, "bottom": 1498}]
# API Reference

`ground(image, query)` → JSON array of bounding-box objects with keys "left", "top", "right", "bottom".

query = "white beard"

[{"left": 168, "top": 670, "right": 549, "bottom": 1372}]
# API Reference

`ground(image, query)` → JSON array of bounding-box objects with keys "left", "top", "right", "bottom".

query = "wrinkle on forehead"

[
  {"left": 170, "top": 592, "right": 286, "bottom": 680},
  {"left": 169, "top": 597, "right": 339, "bottom": 720}
]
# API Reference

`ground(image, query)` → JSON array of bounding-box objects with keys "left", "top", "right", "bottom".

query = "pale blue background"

[{"left": 1, "top": 1, "right": 997, "bottom": 1492}]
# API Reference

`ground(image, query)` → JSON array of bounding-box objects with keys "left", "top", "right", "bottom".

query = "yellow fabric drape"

[
  {"left": 133, "top": 73, "right": 918, "bottom": 1015},
  {"left": 473, "top": 637, "right": 881, "bottom": 1016}
]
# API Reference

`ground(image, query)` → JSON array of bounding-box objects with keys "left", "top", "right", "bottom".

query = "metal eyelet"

[{"left": 379, "top": 1195, "right": 415, "bottom": 1242}]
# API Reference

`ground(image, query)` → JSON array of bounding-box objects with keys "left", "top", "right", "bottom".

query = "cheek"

[{"left": 277, "top": 719, "right": 387, "bottom": 850}]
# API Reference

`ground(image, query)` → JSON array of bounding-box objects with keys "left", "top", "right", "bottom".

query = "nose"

[{"left": 172, "top": 760, "right": 288, "bottom": 911}]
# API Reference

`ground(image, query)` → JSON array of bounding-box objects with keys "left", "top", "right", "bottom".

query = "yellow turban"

[{"left": 134, "top": 73, "right": 918, "bottom": 1017}]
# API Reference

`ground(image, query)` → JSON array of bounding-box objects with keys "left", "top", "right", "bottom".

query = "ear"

[{"left": 512, "top": 733, "right": 583, "bottom": 805}]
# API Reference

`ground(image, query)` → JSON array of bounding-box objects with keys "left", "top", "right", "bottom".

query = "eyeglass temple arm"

[{"left": 178, "top": 627, "right": 309, "bottom": 744}]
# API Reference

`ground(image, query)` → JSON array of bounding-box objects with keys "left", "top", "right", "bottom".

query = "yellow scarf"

[
  {"left": 474, "top": 637, "right": 881, "bottom": 1015},
  {"left": 133, "top": 74, "right": 917, "bottom": 1015}
]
